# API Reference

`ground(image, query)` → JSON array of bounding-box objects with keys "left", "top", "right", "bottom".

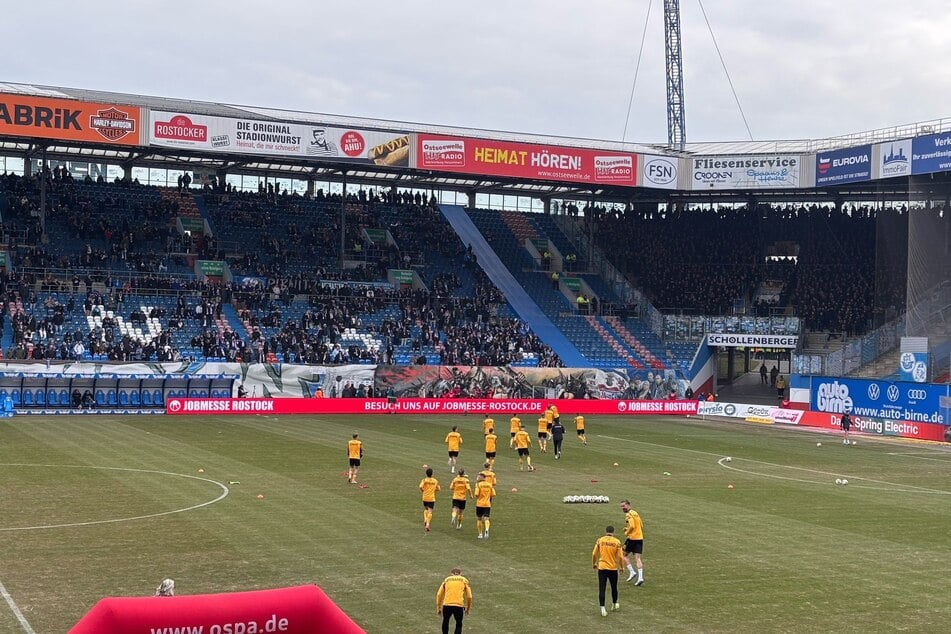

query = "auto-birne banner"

[
  {"left": 0, "top": 93, "right": 141, "bottom": 145},
  {"left": 415, "top": 134, "right": 637, "bottom": 186}
]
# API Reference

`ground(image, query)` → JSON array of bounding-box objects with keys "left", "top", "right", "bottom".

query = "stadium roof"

[{"left": 3, "top": 81, "right": 951, "bottom": 201}]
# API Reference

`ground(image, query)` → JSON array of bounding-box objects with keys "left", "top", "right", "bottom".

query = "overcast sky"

[{"left": 4, "top": 1, "right": 950, "bottom": 146}]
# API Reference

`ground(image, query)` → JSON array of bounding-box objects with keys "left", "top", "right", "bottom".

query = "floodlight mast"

[{"left": 664, "top": 0, "right": 686, "bottom": 151}]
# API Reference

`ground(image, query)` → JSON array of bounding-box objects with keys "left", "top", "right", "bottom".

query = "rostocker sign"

[
  {"left": 705, "top": 334, "right": 800, "bottom": 348},
  {"left": 0, "top": 94, "right": 141, "bottom": 145}
]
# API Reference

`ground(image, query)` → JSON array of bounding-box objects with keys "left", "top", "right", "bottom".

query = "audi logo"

[
  {"left": 886, "top": 385, "right": 900, "bottom": 402},
  {"left": 907, "top": 389, "right": 928, "bottom": 400},
  {"left": 867, "top": 384, "right": 880, "bottom": 400}
]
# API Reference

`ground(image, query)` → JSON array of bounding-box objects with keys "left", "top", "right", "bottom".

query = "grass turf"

[{"left": 1, "top": 412, "right": 950, "bottom": 633}]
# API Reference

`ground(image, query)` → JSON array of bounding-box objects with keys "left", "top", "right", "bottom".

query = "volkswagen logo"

[
  {"left": 886, "top": 385, "right": 900, "bottom": 402},
  {"left": 867, "top": 384, "right": 880, "bottom": 400},
  {"left": 907, "top": 389, "right": 928, "bottom": 400}
]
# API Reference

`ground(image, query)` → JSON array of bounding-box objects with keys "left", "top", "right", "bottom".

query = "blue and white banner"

[
  {"left": 898, "top": 351, "right": 928, "bottom": 383},
  {"left": 815, "top": 145, "right": 871, "bottom": 186},
  {"left": 911, "top": 132, "right": 951, "bottom": 175},
  {"left": 810, "top": 376, "right": 947, "bottom": 424},
  {"left": 876, "top": 139, "right": 912, "bottom": 178},
  {"left": 641, "top": 155, "right": 679, "bottom": 190},
  {"left": 691, "top": 155, "right": 801, "bottom": 190}
]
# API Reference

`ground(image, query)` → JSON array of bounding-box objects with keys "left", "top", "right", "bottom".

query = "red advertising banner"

[
  {"left": 415, "top": 134, "right": 637, "bottom": 186},
  {"left": 797, "top": 411, "right": 947, "bottom": 442},
  {"left": 0, "top": 94, "right": 141, "bottom": 145},
  {"left": 165, "top": 398, "right": 698, "bottom": 416}
]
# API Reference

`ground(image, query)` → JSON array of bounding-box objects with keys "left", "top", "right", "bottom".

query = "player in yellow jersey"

[
  {"left": 620, "top": 499, "right": 645, "bottom": 585},
  {"left": 548, "top": 403, "right": 560, "bottom": 425},
  {"left": 347, "top": 433, "right": 363, "bottom": 484},
  {"left": 509, "top": 414, "right": 521, "bottom": 446},
  {"left": 436, "top": 567, "right": 472, "bottom": 634},
  {"left": 537, "top": 414, "right": 550, "bottom": 453},
  {"left": 479, "top": 461, "right": 497, "bottom": 487},
  {"left": 513, "top": 425, "right": 535, "bottom": 471},
  {"left": 445, "top": 425, "right": 463, "bottom": 473},
  {"left": 482, "top": 414, "right": 495, "bottom": 436},
  {"left": 419, "top": 467, "right": 440, "bottom": 533},
  {"left": 473, "top": 473, "right": 496, "bottom": 540},
  {"left": 575, "top": 413, "right": 588, "bottom": 445},
  {"left": 592, "top": 525, "right": 624, "bottom": 616},
  {"left": 449, "top": 468, "right": 472, "bottom": 529},
  {"left": 483, "top": 428, "right": 498, "bottom": 468}
]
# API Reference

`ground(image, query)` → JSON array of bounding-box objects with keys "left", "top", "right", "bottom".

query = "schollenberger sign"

[{"left": 706, "top": 334, "right": 799, "bottom": 348}]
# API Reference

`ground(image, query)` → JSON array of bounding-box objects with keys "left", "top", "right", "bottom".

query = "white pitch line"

[
  {"left": 0, "top": 464, "right": 230, "bottom": 531},
  {"left": 597, "top": 434, "right": 951, "bottom": 495},
  {"left": 0, "top": 579, "right": 35, "bottom": 634}
]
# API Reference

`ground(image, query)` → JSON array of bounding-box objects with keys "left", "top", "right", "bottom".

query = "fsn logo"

[
  {"left": 886, "top": 385, "right": 900, "bottom": 402},
  {"left": 867, "top": 384, "right": 880, "bottom": 400}
]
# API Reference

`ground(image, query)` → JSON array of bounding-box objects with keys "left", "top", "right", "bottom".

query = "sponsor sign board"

[
  {"left": 911, "top": 132, "right": 951, "bottom": 175},
  {"left": 196, "top": 260, "right": 225, "bottom": 277},
  {"left": 562, "top": 277, "right": 582, "bottom": 292},
  {"left": 149, "top": 110, "right": 410, "bottom": 164},
  {"left": 697, "top": 401, "right": 775, "bottom": 419},
  {"left": 166, "top": 398, "right": 698, "bottom": 416},
  {"left": 706, "top": 334, "right": 799, "bottom": 348},
  {"left": 691, "top": 155, "right": 800, "bottom": 190},
  {"left": 0, "top": 93, "right": 141, "bottom": 145},
  {"left": 416, "top": 134, "right": 637, "bottom": 186},
  {"left": 810, "top": 376, "right": 947, "bottom": 424},
  {"left": 641, "top": 155, "right": 679, "bottom": 189},
  {"left": 875, "top": 139, "right": 911, "bottom": 178},
  {"left": 797, "top": 410, "right": 947, "bottom": 442},
  {"left": 815, "top": 145, "right": 871, "bottom": 186},
  {"left": 389, "top": 269, "right": 414, "bottom": 285},
  {"left": 179, "top": 217, "right": 206, "bottom": 233}
]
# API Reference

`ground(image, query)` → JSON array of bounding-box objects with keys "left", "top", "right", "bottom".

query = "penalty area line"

[{"left": 0, "top": 579, "right": 35, "bottom": 634}]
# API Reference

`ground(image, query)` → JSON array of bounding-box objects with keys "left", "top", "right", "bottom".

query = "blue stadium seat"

[
  {"left": 0, "top": 390, "right": 7, "bottom": 402},
  {"left": 142, "top": 390, "right": 153, "bottom": 406},
  {"left": 47, "top": 389, "right": 57, "bottom": 405},
  {"left": 153, "top": 390, "right": 164, "bottom": 405},
  {"left": 59, "top": 390, "right": 70, "bottom": 406},
  {"left": 22, "top": 390, "right": 33, "bottom": 406},
  {"left": 130, "top": 391, "right": 140, "bottom": 406},
  {"left": 107, "top": 391, "right": 117, "bottom": 406},
  {"left": 11, "top": 391, "right": 20, "bottom": 406},
  {"left": 95, "top": 390, "right": 106, "bottom": 406},
  {"left": 118, "top": 391, "right": 129, "bottom": 406},
  {"left": 35, "top": 390, "right": 45, "bottom": 405}
]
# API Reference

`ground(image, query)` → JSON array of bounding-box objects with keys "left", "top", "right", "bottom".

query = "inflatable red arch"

[{"left": 70, "top": 584, "right": 365, "bottom": 633}]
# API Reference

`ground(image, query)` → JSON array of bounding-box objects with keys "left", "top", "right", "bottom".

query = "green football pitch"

[{"left": 1, "top": 412, "right": 949, "bottom": 633}]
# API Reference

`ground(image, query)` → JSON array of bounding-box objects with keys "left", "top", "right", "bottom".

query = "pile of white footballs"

[
  {"left": 834, "top": 478, "right": 850, "bottom": 485},
  {"left": 563, "top": 495, "right": 610, "bottom": 504}
]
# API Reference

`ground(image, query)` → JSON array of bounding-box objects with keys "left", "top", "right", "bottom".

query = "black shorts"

[
  {"left": 423, "top": 501, "right": 434, "bottom": 509},
  {"left": 452, "top": 499, "right": 467, "bottom": 511},
  {"left": 577, "top": 428, "right": 585, "bottom": 435},
  {"left": 475, "top": 506, "right": 491, "bottom": 518},
  {"left": 538, "top": 432, "right": 548, "bottom": 439},
  {"left": 625, "top": 539, "right": 644, "bottom": 554},
  {"left": 448, "top": 451, "right": 459, "bottom": 457},
  {"left": 485, "top": 452, "right": 496, "bottom": 459},
  {"left": 842, "top": 422, "right": 852, "bottom": 430},
  {"left": 349, "top": 458, "right": 361, "bottom": 467},
  {"left": 517, "top": 448, "right": 529, "bottom": 457},
  {"left": 511, "top": 432, "right": 517, "bottom": 437}
]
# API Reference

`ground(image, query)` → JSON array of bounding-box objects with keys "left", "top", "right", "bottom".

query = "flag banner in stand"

[
  {"left": 911, "top": 131, "right": 951, "bottom": 175},
  {"left": 640, "top": 155, "right": 679, "bottom": 189},
  {"left": 691, "top": 154, "right": 801, "bottom": 190},
  {"left": 815, "top": 145, "right": 871, "bottom": 186},
  {"left": 874, "top": 138, "right": 912, "bottom": 179},
  {"left": 149, "top": 110, "right": 410, "bottom": 165},
  {"left": 415, "top": 134, "right": 637, "bottom": 186},
  {"left": 898, "top": 351, "right": 928, "bottom": 383},
  {"left": 166, "top": 398, "right": 698, "bottom": 416},
  {"left": 0, "top": 93, "right": 141, "bottom": 145}
]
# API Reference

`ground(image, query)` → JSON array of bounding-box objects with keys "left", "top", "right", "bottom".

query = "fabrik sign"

[
  {"left": 0, "top": 94, "right": 141, "bottom": 145},
  {"left": 691, "top": 155, "right": 800, "bottom": 190},
  {"left": 415, "top": 134, "right": 637, "bottom": 186},
  {"left": 815, "top": 145, "right": 871, "bottom": 186},
  {"left": 641, "top": 155, "right": 678, "bottom": 189},
  {"left": 705, "top": 334, "right": 800, "bottom": 349}
]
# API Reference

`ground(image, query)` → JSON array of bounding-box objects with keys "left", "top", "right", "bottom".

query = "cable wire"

[
  {"left": 697, "top": 0, "right": 754, "bottom": 141},
  {"left": 622, "top": 0, "right": 653, "bottom": 142}
]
